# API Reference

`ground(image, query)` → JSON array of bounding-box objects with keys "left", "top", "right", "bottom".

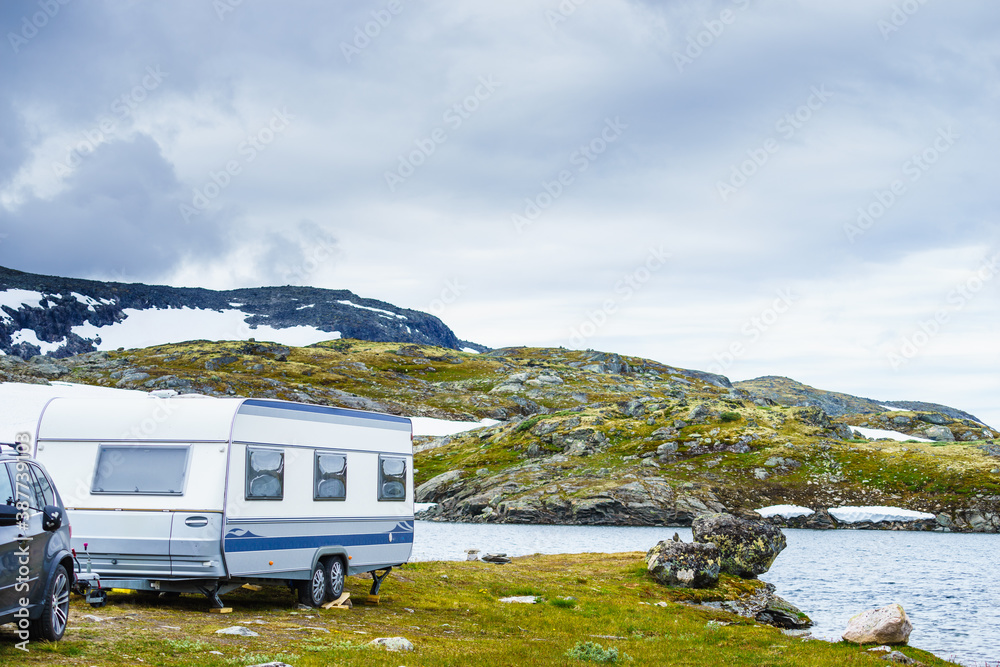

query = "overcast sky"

[{"left": 1, "top": 1, "right": 998, "bottom": 426}]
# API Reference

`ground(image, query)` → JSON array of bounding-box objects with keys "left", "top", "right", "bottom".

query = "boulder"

[
  {"left": 923, "top": 425, "right": 954, "bottom": 442},
  {"left": 646, "top": 540, "right": 720, "bottom": 588},
  {"left": 369, "top": 636, "right": 414, "bottom": 651},
  {"left": 692, "top": 513, "right": 786, "bottom": 578},
  {"left": 842, "top": 603, "right": 913, "bottom": 645},
  {"left": 415, "top": 470, "right": 463, "bottom": 502},
  {"left": 755, "top": 594, "right": 811, "bottom": 629},
  {"left": 918, "top": 413, "right": 949, "bottom": 425}
]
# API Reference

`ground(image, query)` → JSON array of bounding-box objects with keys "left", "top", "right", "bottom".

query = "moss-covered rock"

[
  {"left": 692, "top": 513, "right": 786, "bottom": 578},
  {"left": 646, "top": 540, "right": 720, "bottom": 588}
]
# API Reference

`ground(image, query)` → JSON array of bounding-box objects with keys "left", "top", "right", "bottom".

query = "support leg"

[{"left": 369, "top": 567, "right": 393, "bottom": 596}]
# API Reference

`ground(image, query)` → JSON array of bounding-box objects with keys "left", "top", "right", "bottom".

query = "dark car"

[{"left": 0, "top": 444, "right": 74, "bottom": 645}]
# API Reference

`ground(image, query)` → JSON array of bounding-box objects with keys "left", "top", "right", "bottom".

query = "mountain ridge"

[
  {"left": 0, "top": 264, "right": 474, "bottom": 358},
  {"left": 735, "top": 375, "right": 983, "bottom": 425}
]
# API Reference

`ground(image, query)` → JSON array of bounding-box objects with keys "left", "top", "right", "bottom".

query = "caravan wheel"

[
  {"left": 297, "top": 563, "right": 327, "bottom": 607},
  {"left": 324, "top": 557, "right": 345, "bottom": 600}
]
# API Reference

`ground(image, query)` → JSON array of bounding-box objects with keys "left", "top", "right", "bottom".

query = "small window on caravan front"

[
  {"left": 246, "top": 447, "right": 284, "bottom": 500},
  {"left": 314, "top": 451, "right": 347, "bottom": 501},
  {"left": 378, "top": 455, "right": 406, "bottom": 501},
  {"left": 92, "top": 446, "right": 189, "bottom": 495}
]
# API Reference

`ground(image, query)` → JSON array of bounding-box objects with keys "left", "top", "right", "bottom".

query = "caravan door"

[{"left": 169, "top": 512, "right": 226, "bottom": 578}]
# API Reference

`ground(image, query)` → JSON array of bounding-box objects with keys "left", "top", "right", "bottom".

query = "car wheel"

[
  {"left": 297, "top": 562, "right": 326, "bottom": 607},
  {"left": 324, "top": 557, "right": 346, "bottom": 601},
  {"left": 30, "top": 565, "right": 71, "bottom": 641}
]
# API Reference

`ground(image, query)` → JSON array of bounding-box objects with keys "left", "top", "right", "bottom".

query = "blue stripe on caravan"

[
  {"left": 224, "top": 530, "right": 414, "bottom": 553},
  {"left": 240, "top": 398, "right": 411, "bottom": 426}
]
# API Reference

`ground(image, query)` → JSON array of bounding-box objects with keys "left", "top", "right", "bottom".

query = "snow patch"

[
  {"left": 828, "top": 506, "right": 936, "bottom": 524},
  {"left": 0, "top": 289, "right": 47, "bottom": 311},
  {"left": 879, "top": 404, "right": 901, "bottom": 411},
  {"left": 755, "top": 505, "right": 815, "bottom": 519},
  {"left": 9, "top": 328, "right": 62, "bottom": 354},
  {"left": 461, "top": 347, "right": 480, "bottom": 354},
  {"left": 68, "top": 307, "right": 341, "bottom": 350},
  {"left": 852, "top": 426, "right": 932, "bottom": 443},
  {"left": 336, "top": 299, "right": 407, "bottom": 320},
  {"left": 414, "top": 502, "right": 438, "bottom": 513},
  {"left": 410, "top": 417, "right": 499, "bottom": 437}
]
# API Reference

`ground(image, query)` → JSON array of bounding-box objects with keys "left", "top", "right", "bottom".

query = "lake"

[{"left": 411, "top": 522, "right": 999, "bottom": 666}]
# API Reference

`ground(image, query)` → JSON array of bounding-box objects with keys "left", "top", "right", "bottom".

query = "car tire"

[
  {"left": 324, "top": 557, "right": 346, "bottom": 601},
  {"left": 297, "top": 562, "right": 326, "bottom": 607},
  {"left": 30, "top": 565, "right": 71, "bottom": 642}
]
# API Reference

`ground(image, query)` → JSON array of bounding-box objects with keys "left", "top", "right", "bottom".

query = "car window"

[
  {"left": 28, "top": 464, "right": 55, "bottom": 506},
  {"left": 12, "top": 461, "right": 44, "bottom": 509},
  {"left": 0, "top": 463, "right": 14, "bottom": 506}
]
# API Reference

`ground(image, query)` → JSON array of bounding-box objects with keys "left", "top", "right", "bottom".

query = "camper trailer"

[{"left": 31, "top": 396, "right": 414, "bottom": 608}]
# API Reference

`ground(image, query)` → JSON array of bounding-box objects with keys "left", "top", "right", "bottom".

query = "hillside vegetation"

[{"left": 1, "top": 339, "right": 998, "bottom": 531}]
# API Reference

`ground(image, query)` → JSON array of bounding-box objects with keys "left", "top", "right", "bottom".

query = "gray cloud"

[{"left": 0, "top": 134, "right": 228, "bottom": 278}]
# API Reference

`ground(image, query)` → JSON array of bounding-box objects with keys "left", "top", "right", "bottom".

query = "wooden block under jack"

[
  {"left": 364, "top": 594, "right": 380, "bottom": 606},
  {"left": 209, "top": 607, "right": 233, "bottom": 614},
  {"left": 241, "top": 584, "right": 263, "bottom": 592},
  {"left": 322, "top": 593, "right": 352, "bottom": 610}
]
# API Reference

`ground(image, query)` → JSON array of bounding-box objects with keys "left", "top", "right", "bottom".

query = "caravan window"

[
  {"left": 246, "top": 447, "right": 284, "bottom": 500},
  {"left": 377, "top": 455, "right": 407, "bottom": 501},
  {"left": 314, "top": 451, "right": 347, "bottom": 501},
  {"left": 92, "top": 446, "right": 189, "bottom": 495}
]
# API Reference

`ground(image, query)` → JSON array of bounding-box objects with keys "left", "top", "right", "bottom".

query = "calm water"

[{"left": 411, "top": 522, "right": 999, "bottom": 666}]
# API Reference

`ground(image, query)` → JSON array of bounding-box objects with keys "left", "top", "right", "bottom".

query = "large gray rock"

[
  {"left": 923, "top": 425, "right": 954, "bottom": 442},
  {"left": 646, "top": 540, "right": 720, "bottom": 588},
  {"left": 692, "top": 513, "right": 786, "bottom": 578},
  {"left": 415, "top": 470, "right": 463, "bottom": 502},
  {"left": 843, "top": 604, "right": 913, "bottom": 645}
]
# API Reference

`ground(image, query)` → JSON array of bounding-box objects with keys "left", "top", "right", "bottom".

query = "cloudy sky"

[{"left": 1, "top": 1, "right": 998, "bottom": 426}]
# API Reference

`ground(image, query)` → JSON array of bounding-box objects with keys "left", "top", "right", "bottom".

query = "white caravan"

[{"left": 31, "top": 396, "right": 414, "bottom": 608}]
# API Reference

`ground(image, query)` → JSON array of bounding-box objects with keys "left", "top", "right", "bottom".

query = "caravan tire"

[
  {"left": 324, "top": 557, "right": 346, "bottom": 601},
  {"left": 297, "top": 563, "right": 327, "bottom": 607}
]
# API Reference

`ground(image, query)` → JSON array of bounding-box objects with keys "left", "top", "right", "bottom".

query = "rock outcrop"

[
  {"left": 646, "top": 540, "right": 720, "bottom": 588},
  {"left": 842, "top": 604, "right": 913, "bottom": 645},
  {"left": 692, "top": 513, "right": 786, "bottom": 578}
]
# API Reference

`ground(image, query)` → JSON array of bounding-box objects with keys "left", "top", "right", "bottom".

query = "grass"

[{"left": 0, "top": 553, "right": 959, "bottom": 667}]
